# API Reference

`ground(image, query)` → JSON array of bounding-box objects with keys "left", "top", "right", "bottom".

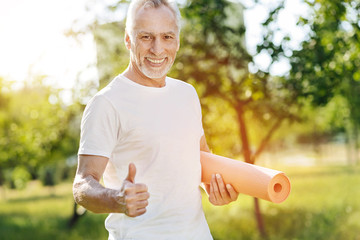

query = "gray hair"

[{"left": 125, "top": 0, "right": 181, "bottom": 37}]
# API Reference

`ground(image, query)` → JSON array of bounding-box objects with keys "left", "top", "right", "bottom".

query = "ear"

[{"left": 124, "top": 30, "right": 132, "bottom": 50}]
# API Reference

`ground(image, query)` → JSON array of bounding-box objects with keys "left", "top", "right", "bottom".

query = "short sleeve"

[
  {"left": 190, "top": 86, "right": 205, "bottom": 138},
  {"left": 197, "top": 97, "right": 205, "bottom": 137},
  {"left": 78, "top": 94, "right": 121, "bottom": 158}
]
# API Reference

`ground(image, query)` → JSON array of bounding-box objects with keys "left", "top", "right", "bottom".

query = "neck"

[{"left": 123, "top": 62, "right": 166, "bottom": 88}]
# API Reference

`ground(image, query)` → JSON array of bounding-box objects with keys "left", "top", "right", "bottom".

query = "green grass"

[
  {"left": 1, "top": 165, "right": 360, "bottom": 240},
  {"left": 0, "top": 181, "right": 107, "bottom": 240},
  {"left": 203, "top": 165, "right": 360, "bottom": 240}
]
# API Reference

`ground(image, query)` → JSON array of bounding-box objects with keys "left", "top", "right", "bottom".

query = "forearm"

[{"left": 73, "top": 175, "right": 125, "bottom": 214}]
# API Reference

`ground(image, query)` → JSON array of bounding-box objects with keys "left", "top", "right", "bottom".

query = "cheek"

[
  {"left": 131, "top": 44, "right": 143, "bottom": 59},
  {"left": 137, "top": 43, "right": 151, "bottom": 57},
  {"left": 169, "top": 46, "right": 179, "bottom": 58},
  {"left": 170, "top": 42, "right": 179, "bottom": 54}
]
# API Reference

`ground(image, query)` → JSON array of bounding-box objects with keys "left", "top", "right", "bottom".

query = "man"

[{"left": 73, "top": 0, "right": 239, "bottom": 239}]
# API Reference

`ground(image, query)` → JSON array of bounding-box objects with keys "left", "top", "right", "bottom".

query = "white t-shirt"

[{"left": 79, "top": 75, "right": 213, "bottom": 240}]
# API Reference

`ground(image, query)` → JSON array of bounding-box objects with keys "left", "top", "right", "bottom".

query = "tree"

[
  {"left": 0, "top": 76, "right": 81, "bottom": 189},
  {"left": 93, "top": 21, "right": 129, "bottom": 88},
  {"left": 285, "top": 0, "right": 360, "bottom": 164},
  {"left": 173, "top": 0, "right": 300, "bottom": 237}
]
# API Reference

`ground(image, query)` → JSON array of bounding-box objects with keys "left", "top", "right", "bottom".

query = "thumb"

[{"left": 125, "top": 163, "right": 136, "bottom": 183}]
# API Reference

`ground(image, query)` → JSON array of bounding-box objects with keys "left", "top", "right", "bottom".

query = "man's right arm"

[{"left": 73, "top": 154, "right": 149, "bottom": 217}]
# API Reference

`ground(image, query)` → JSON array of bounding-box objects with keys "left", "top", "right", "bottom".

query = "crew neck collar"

[{"left": 117, "top": 74, "right": 170, "bottom": 92}]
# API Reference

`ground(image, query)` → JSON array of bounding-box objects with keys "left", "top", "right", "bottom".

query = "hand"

[
  {"left": 117, "top": 163, "right": 150, "bottom": 217},
  {"left": 206, "top": 173, "right": 238, "bottom": 206}
]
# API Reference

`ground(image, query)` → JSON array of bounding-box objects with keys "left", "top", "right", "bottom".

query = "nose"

[{"left": 150, "top": 38, "right": 164, "bottom": 56}]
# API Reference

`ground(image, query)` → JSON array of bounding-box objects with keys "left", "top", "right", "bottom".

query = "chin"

[{"left": 142, "top": 66, "right": 172, "bottom": 79}]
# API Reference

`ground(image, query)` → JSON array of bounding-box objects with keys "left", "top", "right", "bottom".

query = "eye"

[
  {"left": 164, "top": 35, "right": 174, "bottom": 40},
  {"left": 141, "top": 35, "right": 151, "bottom": 40}
]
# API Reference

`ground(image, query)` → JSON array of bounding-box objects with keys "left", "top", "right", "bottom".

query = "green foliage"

[
  {"left": 38, "top": 162, "right": 67, "bottom": 187},
  {"left": 275, "top": 95, "right": 349, "bottom": 147},
  {"left": 4, "top": 167, "right": 31, "bottom": 190},
  {"left": 287, "top": 0, "right": 360, "bottom": 105},
  {"left": 176, "top": 0, "right": 251, "bottom": 102},
  {"left": 171, "top": 0, "right": 301, "bottom": 165},
  {"left": 201, "top": 97, "right": 241, "bottom": 157},
  {"left": 0, "top": 78, "right": 81, "bottom": 187},
  {"left": 290, "top": 0, "right": 360, "bottom": 162},
  {"left": 92, "top": 20, "right": 129, "bottom": 88},
  {"left": 259, "top": 0, "right": 360, "bottom": 112},
  {"left": 257, "top": 0, "right": 360, "bottom": 162}
]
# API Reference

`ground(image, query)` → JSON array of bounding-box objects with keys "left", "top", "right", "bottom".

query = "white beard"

[{"left": 140, "top": 57, "right": 174, "bottom": 79}]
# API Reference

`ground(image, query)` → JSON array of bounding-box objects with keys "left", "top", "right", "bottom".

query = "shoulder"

[
  {"left": 97, "top": 76, "right": 122, "bottom": 97},
  {"left": 87, "top": 75, "right": 124, "bottom": 105},
  {"left": 86, "top": 89, "right": 112, "bottom": 109},
  {"left": 166, "top": 77, "right": 198, "bottom": 94},
  {"left": 84, "top": 76, "right": 123, "bottom": 114}
]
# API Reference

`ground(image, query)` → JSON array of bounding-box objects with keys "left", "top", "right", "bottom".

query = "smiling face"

[{"left": 125, "top": 5, "right": 180, "bottom": 85}]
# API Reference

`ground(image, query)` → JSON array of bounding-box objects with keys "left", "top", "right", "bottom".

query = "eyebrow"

[
  {"left": 162, "top": 31, "right": 176, "bottom": 36},
  {"left": 137, "top": 31, "right": 176, "bottom": 36}
]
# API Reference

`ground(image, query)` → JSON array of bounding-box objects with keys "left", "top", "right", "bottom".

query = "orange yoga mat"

[{"left": 200, "top": 151, "right": 291, "bottom": 203}]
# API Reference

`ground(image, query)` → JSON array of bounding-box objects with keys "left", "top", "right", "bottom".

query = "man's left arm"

[{"left": 200, "top": 135, "right": 239, "bottom": 205}]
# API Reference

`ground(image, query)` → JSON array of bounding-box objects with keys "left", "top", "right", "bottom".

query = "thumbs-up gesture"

[{"left": 117, "top": 163, "right": 150, "bottom": 217}]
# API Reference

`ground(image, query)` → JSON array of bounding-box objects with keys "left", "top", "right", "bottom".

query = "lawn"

[{"left": 0, "top": 165, "right": 359, "bottom": 240}]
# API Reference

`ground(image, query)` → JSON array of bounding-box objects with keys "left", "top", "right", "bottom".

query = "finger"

[
  {"left": 127, "top": 207, "right": 146, "bottom": 217},
  {"left": 134, "top": 183, "right": 148, "bottom": 193},
  {"left": 137, "top": 199, "right": 149, "bottom": 208},
  {"left": 125, "top": 200, "right": 148, "bottom": 217},
  {"left": 128, "top": 205, "right": 147, "bottom": 217},
  {"left": 209, "top": 178, "right": 216, "bottom": 203},
  {"left": 135, "top": 207, "right": 147, "bottom": 216},
  {"left": 124, "top": 183, "right": 148, "bottom": 196},
  {"left": 211, "top": 174, "right": 222, "bottom": 203},
  {"left": 226, "top": 184, "right": 239, "bottom": 201},
  {"left": 125, "top": 163, "right": 136, "bottom": 183},
  {"left": 215, "top": 174, "right": 231, "bottom": 201},
  {"left": 137, "top": 191, "right": 150, "bottom": 201}
]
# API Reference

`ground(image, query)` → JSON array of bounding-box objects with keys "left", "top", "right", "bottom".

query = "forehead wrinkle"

[{"left": 132, "top": 5, "right": 178, "bottom": 33}]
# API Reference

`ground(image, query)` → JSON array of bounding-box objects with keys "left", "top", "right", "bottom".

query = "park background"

[{"left": 0, "top": 0, "right": 359, "bottom": 239}]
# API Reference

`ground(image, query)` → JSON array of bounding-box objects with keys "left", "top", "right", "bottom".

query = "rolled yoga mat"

[{"left": 200, "top": 151, "right": 291, "bottom": 203}]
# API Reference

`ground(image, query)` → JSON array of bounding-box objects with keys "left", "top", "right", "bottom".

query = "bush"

[
  {"left": 4, "top": 166, "right": 31, "bottom": 190},
  {"left": 38, "top": 162, "right": 65, "bottom": 187}
]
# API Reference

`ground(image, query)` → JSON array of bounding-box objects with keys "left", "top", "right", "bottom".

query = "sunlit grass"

[
  {"left": 1, "top": 165, "right": 359, "bottom": 240},
  {"left": 203, "top": 165, "right": 360, "bottom": 240},
  {"left": 0, "top": 181, "right": 107, "bottom": 240}
]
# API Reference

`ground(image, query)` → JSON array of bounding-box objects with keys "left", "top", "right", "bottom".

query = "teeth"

[{"left": 147, "top": 58, "right": 165, "bottom": 64}]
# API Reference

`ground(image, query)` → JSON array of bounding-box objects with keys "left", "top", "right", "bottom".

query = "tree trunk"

[
  {"left": 235, "top": 102, "right": 252, "bottom": 164},
  {"left": 254, "top": 198, "right": 267, "bottom": 239},
  {"left": 68, "top": 202, "right": 87, "bottom": 228},
  {"left": 235, "top": 102, "right": 267, "bottom": 238},
  {"left": 251, "top": 118, "right": 282, "bottom": 163}
]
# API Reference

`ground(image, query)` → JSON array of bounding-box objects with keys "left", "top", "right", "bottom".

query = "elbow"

[
  {"left": 72, "top": 178, "right": 102, "bottom": 214},
  {"left": 72, "top": 179, "right": 86, "bottom": 207}
]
